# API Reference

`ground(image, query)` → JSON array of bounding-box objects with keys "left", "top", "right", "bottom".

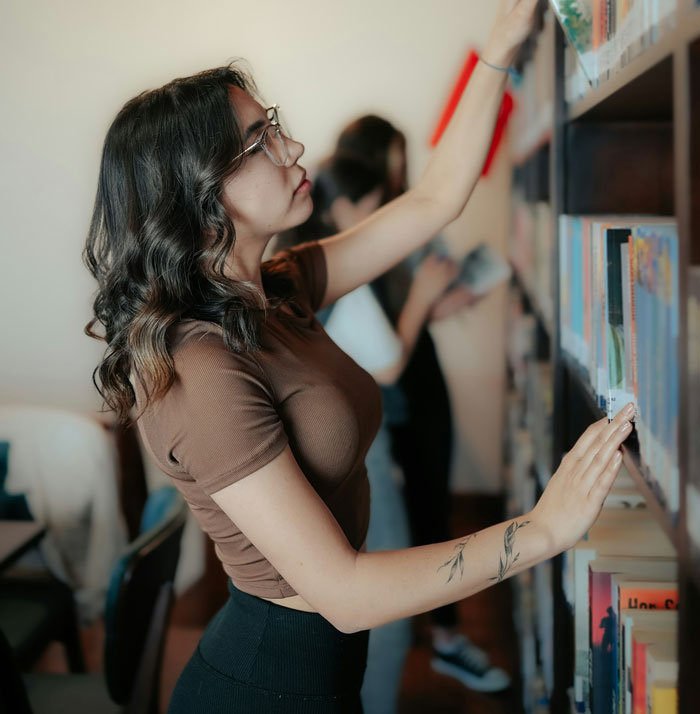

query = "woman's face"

[{"left": 222, "top": 86, "right": 313, "bottom": 243}]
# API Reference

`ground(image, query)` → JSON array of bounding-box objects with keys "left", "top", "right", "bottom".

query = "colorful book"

[
  {"left": 622, "top": 610, "right": 677, "bottom": 714},
  {"left": 610, "top": 571, "right": 678, "bottom": 714},
  {"left": 620, "top": 609, "right": 678, "bottom": 714},
  {"left": 566, "top": 509, "right": 676, "bottom": 711},
  {"left": 588, "top": 559, "right": 677, "bottom": 714}
]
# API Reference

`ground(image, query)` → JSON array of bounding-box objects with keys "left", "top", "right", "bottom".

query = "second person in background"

[{"left": 334, "top": 115, "right": 511, "bottom": 692}]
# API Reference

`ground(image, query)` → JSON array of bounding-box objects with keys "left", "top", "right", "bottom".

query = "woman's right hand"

[
  {"left": 530, "top": 404, "right": 636, "bottom": 555},
  {"left": 483, "top": 0, "right": 540, "bottom": 69}
]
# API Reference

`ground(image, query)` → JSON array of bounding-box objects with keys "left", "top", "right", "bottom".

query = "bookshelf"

[{"left": 507, "top": 2, "right": 700, "bottom": 713}]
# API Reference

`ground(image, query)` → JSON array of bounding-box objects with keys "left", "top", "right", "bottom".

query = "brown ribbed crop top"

[{"left": 134, "top": 242, "right": 382, "bottom": 598}]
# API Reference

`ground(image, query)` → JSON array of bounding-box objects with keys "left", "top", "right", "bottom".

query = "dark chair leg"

[
  {"left": 62, "top": 609, "right": 86, "bottom": 673},
  {"left": 0, "top": 629, "right": 33, "bottom": 714}
]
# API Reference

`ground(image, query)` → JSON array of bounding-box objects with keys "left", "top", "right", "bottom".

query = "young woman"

[{"left": 84, "top": 2, "right": 634, "bottom": 711}]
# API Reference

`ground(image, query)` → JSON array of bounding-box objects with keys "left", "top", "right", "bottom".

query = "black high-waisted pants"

[{"left": 168, "top": 580, "right": 369, "bottom": 714}]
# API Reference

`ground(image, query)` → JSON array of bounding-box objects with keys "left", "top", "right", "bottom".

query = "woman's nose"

[{"left": 286, "top": 137, "right": 305, "bottom": 166}]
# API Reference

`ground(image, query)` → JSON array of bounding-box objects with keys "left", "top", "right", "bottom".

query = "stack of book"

[
  {"left": 558, "top": 217, "right": 679, "bottom": 517},
  {"left": 551, "top": 0, "right": 678, "bottom": 93},
  {"left": 562, "top": 490, "right": 678, "bottom": 714}
]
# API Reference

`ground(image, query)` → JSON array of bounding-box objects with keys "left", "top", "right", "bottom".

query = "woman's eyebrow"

[{"left": 244, "top": 118, "right": 266, "bottom": 140}]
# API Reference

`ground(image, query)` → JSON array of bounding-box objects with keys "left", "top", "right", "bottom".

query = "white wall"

[{"left": 1, "top": 0, "right": 509, "bottom": 587}]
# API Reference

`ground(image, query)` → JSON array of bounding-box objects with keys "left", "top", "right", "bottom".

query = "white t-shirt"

[{"left": 324, "top": 284, "right": 402, "bottom": 374}]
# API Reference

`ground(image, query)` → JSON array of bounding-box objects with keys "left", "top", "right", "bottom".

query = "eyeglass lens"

[{"left": 263, "top": 125, "right": 289, "bottom": 166}]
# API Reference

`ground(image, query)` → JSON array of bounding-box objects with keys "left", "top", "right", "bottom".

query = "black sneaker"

[{"left": 431, "top": 635, "right": 511, "bottom": 693}]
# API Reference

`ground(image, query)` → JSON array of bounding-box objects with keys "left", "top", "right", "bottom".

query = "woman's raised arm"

[{"left": 319, "top": 0, "right": 539, "bottom": 308}]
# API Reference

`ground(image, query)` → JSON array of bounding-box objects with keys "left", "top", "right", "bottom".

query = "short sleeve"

[
  {"left": 324, "top": 285, "right": 402, "bottom": 374},
  {"left": 163, "top": 330, "right": 288, "bottom": 496},
  {"left": 266, "top": 241, "right": 328, "bottom": 313}
]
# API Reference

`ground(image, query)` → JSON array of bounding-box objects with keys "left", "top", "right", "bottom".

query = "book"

[
  {"left": 609, "top": 572, "right": 678, "bottom": 713},
  {"left": 559, "top": 217, "right": 679, "bottom": 517},
  {"left": 549, "top": 0, "right": 597, "bottom": 84},
  {"left": 448, "top": 243, "right": 512, "bottom": 296},
  {"left": 588, "top": 559, "right": 677, "bottom": 714},
  {"left": 605, "top": 227, "right": 636, "bottom": 420},
  {"left": 622, "top": 610, "right": 677, "bottom": 714},
  {"left": 649, "top": 680, "right": 677, "bottom": 714},
  {"left": 646, "top": 641, "right": 678, "bottom": 705},
  {"left": 565, "top": 510, "right": 676, "bottom": 711}
]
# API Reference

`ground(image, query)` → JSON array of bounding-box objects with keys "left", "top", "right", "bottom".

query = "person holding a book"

[
  {"left": 332, "top": 114, "right": 514, "bottom": 692},
  {"left": 83, "top": 1, "right": 635, "bottom": 711}
]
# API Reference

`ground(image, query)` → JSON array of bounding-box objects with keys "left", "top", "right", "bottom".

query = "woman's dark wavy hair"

[{"left": 84, "top": 64, "right": 294, "bottom": 423}]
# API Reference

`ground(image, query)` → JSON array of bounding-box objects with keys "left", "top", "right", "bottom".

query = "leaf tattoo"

[
  {"left": 438, "top": 535, "right": 476, "bottom": 583},
  {"left": 488, "top": 520, "right": 530, "bottom": 583}
]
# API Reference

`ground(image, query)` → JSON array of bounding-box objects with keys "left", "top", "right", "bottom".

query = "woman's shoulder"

[{"left": 168, "top": 320, "right": 265, "bottom": 378}]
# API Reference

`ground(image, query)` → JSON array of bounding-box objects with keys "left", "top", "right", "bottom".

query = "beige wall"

[{"left": 1, "top": 2, "right": 508, "bottom": 504}]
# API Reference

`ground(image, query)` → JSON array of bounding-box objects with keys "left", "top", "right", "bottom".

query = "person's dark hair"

[
  {"left": 84, "top": 64, "right": 294, "bottom": 423},
  {"left": 277, "top": 154, "right": 382, "bottom": 249},
  {"left": 335, "top": 115, "right": 407, "bottom": 202}
]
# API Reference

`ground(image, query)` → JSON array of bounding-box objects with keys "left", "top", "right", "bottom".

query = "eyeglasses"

[{"left": 233, "top": 104, "right": 289, "bottom": 167}]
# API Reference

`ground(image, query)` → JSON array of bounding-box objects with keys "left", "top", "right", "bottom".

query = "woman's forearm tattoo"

[
  {"left": 489, "top": 520, "right": 531, "bottom": 583},
  {"left": 438, "top": 535, "right": 477, "bottom": 583}
]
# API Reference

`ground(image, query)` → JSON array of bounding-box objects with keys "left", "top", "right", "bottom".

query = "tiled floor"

[{"left": 33, "top": 495, "right": 523, "bottom": 714}]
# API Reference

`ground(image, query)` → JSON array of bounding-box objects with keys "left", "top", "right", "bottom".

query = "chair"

[
  {"left": 1, "top": 485, "right": 188, "bottom": 714},
  {"left": 0, "top": 437, "right": 85, "bottom": 674}
]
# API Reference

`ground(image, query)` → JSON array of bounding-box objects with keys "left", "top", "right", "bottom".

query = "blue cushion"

[
  {"left": 139, "top": 486, "right": 180, "bottom": 534},
  {"left": 0, "top": 441, "right": 32, "bottom": 520}
]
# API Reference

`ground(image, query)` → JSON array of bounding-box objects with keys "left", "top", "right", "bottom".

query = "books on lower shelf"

[
  {"left": 559, "top": 216, "right": 679, "bottom": 518},
  {"left": 562, "top": 502, "right": 676, "bottom": 713},
  {"left": 550, "top": 0, "right": 678, "bottom": 93}
]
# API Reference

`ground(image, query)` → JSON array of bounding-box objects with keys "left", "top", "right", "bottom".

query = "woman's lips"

[{"left": 294, "top": 174, "right": 311, "bottom": 195}]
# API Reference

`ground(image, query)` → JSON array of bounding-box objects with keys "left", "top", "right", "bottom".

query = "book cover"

[
  {"left": 549, "top": 0, "right": 597, "bottom": 83},
  {"left": 632, "top": 629, "right": 677, "bottom": 714},
  {"left": 605, "top": 227, "right": 636, "bottom": 419}
]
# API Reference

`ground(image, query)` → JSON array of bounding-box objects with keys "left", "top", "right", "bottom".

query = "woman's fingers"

[
  {"left": 569, "top": 405, "right": 635, "bottom": 474},
  {"left": 580, "top": 420, "right": 632, "bottom": 491},
  {"left": 587, "top": 449, "right": 623, "bottom": 506}
]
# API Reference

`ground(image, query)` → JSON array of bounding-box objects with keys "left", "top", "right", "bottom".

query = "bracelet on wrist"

[{"left": 479, "top": 57, "right": 521, "bottom": 81}]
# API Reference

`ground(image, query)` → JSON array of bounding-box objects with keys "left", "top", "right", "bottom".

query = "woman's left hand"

[{"left": 483, "top": 0, "right": 540, "bottom": 68}]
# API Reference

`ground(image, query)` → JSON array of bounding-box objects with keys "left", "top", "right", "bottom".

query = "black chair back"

[{"left": 103, "top": 486, "right": 187, "bottom": 707}]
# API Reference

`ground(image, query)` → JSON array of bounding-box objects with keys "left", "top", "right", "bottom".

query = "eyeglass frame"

[{"left": 232, "top": 104, "right": 289, "bottom": 167}]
